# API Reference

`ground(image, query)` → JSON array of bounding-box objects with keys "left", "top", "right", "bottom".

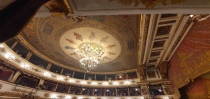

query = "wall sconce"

[
  {"left": 91, "top": 82, "right": 98, "bottom": 85},
  {"left": 113, "top": 82, "right": 119, "bottom": 86},
  {"left": 5, "top": 54, "right": 15, "bottom": 60},
  {"left": 44, "top": 72, "right": 51, "bottom": 77},
  {"left": 65, "top": 96, "right": 72, "bottom": 99},
  {"left": 81, "top": 81, "right": 87, "bottom": 85},
  {"left": 50, "top": 94, "right": 57, "bottom": 98},
  {"left": 57, "top": 76, "right": 64, "bottom": 80},
  {"left": 124, "top": 81, "right": 131, "bottom": 85},
  {"left": 102, "top": 82, "right": 108, "bottom": 86},
  {"left": 21, "top": 63, "right": 29, "bottom": 68},
  {"left": 69, "top": 79, "right": 76, "bottom": 83}
]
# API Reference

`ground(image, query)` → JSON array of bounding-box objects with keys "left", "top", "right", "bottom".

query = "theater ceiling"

[
  {"left": 16, "top": 0, "right": 207, "bottom": 74},
  {"left": 19, "top": 15, "right": 139, "bottom": 72}
]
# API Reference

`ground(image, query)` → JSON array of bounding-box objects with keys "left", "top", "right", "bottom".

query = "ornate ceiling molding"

[
  {"left": 44, "top": 0, "right": 73, "bottom": 17},
  {"left": 189, "top": 14, "right": 210, "bottom": 22},
  {"left": 109, "top": 0, "right": 187, "bottom": 8}
]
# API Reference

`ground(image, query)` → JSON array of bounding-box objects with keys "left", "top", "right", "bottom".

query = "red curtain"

[{"left": 169, "top": 18, "right": 210, "bottom": 89}]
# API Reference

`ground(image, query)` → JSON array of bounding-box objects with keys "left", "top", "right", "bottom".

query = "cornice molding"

[{"left": 109, "top": 0, "right": 187, "bottom": 8}]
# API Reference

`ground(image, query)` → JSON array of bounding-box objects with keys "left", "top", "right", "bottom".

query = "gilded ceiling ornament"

[
  {"left": 45, "top": 0, "right": 73, "bottom": 17},
  {"left": 15, "top": 59, "right": 21, "bottom": 63},
  {"left": 32, "top": 68, "right": 41, "bottom": 72},
  {"left": 52, "top": 75, "right": 57, "bottom": 78},
  {"left": 0, "top": 47, "right": 5, "bottom": 53},
  {"left": 65, "top": 78, "right": 69, "bottom": 81},
  {"left": 44, "top": 93, "right": 50, "bottom": 97},
  {"left": 189, "top": 14, "right": 210, "bottom": 22},
  {"left": 71, "top": 16, "right": 84, "bottom": 23},
  {"left": 14, "top": 88, "right": 30, "bottom": 93},
  {"left": 109, "top": 0, "right": 187, "bottom": 8}
]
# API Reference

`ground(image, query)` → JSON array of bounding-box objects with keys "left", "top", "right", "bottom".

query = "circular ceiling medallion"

[{"left": 60, "top": 27, "right": 121, "bottom": 63}]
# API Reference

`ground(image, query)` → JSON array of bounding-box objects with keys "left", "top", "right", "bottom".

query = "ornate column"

[
  {"left": 46, "top": 63, "right": 51, "bottom": 70},
  {"left": 68, "top": 86, "right": 71, "bottom": 93},
  {"left": 10, "top": 41, "right": 18, "bottom": 49},
  {"left": 127, "top": 87, "right": 130, "bottom": 96},
  {"left": 38, "top": 78, "right": 45, "bottom": 86},
  {"left": 11, "top": 71, "right": 21, "bottom": 82},
  {"left": 116, "top": 88, "right": 118, "bottom": 96},
  {"left": 136, "top": 70, "right": 140, "bottom": 78},
  {"left": 141, "top": 84, "right": 150, "bottom": 98},
  {"left": 60, "top": 68, "right": 64, "bottom": 74},
  {"left": 126, "top": 72, "right": 128, "bottom": 79},
  {"left": 25, "top": 52, "right": 32, "bottom": 60},
  {"left": 139, "top": 67, "right": 145, "bottom": 80},
  {"left": 54, "top": 83, "right": 58, "bottom": 92},
  {"left": 72, "top": 71, "right": 75, "bottom": 78},
  {"left": 84, "top": 73, "right": 86, "bottom": 79}
]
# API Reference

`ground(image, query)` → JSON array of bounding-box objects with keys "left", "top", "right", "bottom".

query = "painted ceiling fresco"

[
  {"left": 168, "top": 18, "right": 210, "bottom": 91},
  {"left": 60, "top": 27, "right": 121, "bottom": 63},
  {"left": 21, "top": 15, "right": 139, "bottom": 72}
]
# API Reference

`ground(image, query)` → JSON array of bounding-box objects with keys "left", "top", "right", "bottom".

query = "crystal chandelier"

[{"left": 75, "top": 42, "right": 105, "bottom": 71}]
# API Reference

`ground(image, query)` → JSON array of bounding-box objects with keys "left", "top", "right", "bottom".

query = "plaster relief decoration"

[
  {"left": 44, "top": 0, "right": 68, "bottom": 17},
  {"left": 141, "top": 86, "right": 149, "bottom": 95},
  {"left": 0, "top": 47, "right": 5, "bottom": 53},
  {"left": 32, "top": 68, "right": 41, "bottom": 72},
  {"left": 164, "top": 86, "right": 173, "bottom": 95},
  {"left": 147, "top": 71, "right": 156, "bottom": 78},
  {"left": 109, "top": 0, "right": 187, "bottom": 8},
  {"left": 146, "top": 69, "right": 162, "bottom": 80},
  {"left": 14, "top": 58, "right": 21, "bottom": 63},
  {"left": 1, "top": 92, "right": 40, "bottom": 99},
  {"left": 0, "top": 44, "right": 6, "bottom": 53},
  {"left": 44, "top": 93, "right": 50, "bottom": 97},
  {"left": 60, "top": 27, "right": 121, "bottom": 71}
]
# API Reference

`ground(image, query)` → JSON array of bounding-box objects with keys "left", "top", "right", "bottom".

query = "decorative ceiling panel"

[
  {"left": 66, "top": 0, "right": 210, "bottom": 15},
  {"left": 21, "top": 15, "right": 139, "bottom": 72}
]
